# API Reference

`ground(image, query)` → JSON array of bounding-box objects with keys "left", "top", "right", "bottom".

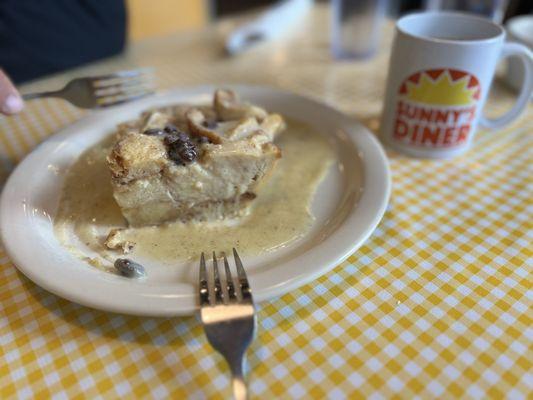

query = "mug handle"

[{"left": 479, "top": 42, "right": 533, "bottom": 129}]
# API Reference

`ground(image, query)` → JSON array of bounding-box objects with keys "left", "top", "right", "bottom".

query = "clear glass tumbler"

[{"left": 331, "top": 0, "right": 388, "bottom": 60}]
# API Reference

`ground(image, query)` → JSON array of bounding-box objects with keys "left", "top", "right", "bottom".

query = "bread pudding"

[
  {"left": 107, "top": 89, "right": 285, "bottom": 227},
  {"left": 54, "top": 95, "right": 335, "bottom": 264}
]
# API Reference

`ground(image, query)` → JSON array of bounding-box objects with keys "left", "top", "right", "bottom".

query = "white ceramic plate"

[{"left": 0, "top": 85, "right": 390, "bottom": 316}]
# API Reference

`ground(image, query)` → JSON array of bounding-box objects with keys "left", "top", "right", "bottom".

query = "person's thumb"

[{"left": 0, "top": 70, "right": 24, "bottom": 115}]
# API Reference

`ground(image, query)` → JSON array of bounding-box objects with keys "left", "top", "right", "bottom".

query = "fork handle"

[
  {"left": 232, "top": 374, "right": 247, "bottom": 400},
  {"left": 22, "top": 91, "right": 62, "bottom": 101},
  {"left": 229, "top": 357, "right": 248, "bottom": 400}
]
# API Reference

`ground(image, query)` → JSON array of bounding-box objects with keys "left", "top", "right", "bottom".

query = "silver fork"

[
  {"left": 199, "top": 248, "right": 257, "bottom": 400},
  {"left": 21, "top": 69, "right": 154, "bottom": 108}
]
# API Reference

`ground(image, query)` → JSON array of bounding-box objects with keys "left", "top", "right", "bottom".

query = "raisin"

[
  {"left": 167, "top": 148, "right": 183, "bottom": 165},
  {"left": 164, "top": 123, "right": 179, "bottom": 134},
  {"left": 164, "top": 135, "right": 177, "bottom": 146},
  {"left": 178, "top": 142, "right": 198, "bottom": 162},
  {"left": 142, "top": 128, "right": 165, "bottom": 136},
  {"left": 114, "top": 258, "right": 146, "bottom": 278},
  {"left": 164, "top": 131, "right": 189, "bottom": 145},
  {"left": 166, "top": 136, "right": 198, "bottom": 165},
  {"left": 168, "top": 145, "right": 197, "bottom": 164}
]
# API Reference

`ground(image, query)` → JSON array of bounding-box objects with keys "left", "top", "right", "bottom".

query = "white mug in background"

[
  {"left": 505, "top": 15, "right": 533, "bottom": 93},
  {"left": 380, "top": 12, "right": 533, "bottom": 159}
]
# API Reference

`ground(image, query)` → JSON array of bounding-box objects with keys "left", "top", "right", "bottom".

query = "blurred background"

[
  {"left": 130, "top": 0, "right": 532, "bottom": 39},
  {"left": 0, "top": 0, "right": 531, "bottom": 83}
]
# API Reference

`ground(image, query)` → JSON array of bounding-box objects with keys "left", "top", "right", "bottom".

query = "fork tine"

[
  {"left": 199, "top": 252, "right": 209, "bottom": 306},
  {"left": 233, "top": 248, "right": 252, "bottom": 301},
  {"left": 212, "top": 252, "right": 224, "bottom": 305},
  {"left": 92, "top": 76, "right": 151, "bottom": 90},
  {"left": 90, "top": 68, "right": 153, "bottom": 86},
  {"left": 222, "top": 252, "right": 237, "bottom": 301},
  {"left": 95, "top": 84, "right": 153, "bottom": 99},
  {"left": 94, "top": 79, "right": 153, "bottom": 95},
  {"left": 97, "top": 92, "right": 153, "bottom": 108}
]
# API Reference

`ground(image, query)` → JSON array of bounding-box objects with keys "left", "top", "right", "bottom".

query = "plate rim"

[{"left": 0, "top": 84, "right": 390, "bottom": 316}]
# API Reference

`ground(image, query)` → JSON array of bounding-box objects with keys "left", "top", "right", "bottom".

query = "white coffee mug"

[{"left": 380, "top": 12, "right": 533, "bottom": 159}]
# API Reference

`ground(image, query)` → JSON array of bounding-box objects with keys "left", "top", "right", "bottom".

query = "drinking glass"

[{"left": 331, "top": 0, "right": 388, "bottom": 59}]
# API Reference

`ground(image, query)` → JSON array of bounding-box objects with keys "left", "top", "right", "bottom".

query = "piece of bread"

[{"left": 107, "top": 89, "right": 285, "bottom": 227}]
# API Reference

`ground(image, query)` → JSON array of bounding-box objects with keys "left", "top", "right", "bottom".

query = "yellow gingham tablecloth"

[{"left": 1, "top": 6, "right": 531, "bottom": 399}]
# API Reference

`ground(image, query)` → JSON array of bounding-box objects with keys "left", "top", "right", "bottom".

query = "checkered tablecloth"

[{"left": 1, "top": 6, "right": 531, "bottom": 399}]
